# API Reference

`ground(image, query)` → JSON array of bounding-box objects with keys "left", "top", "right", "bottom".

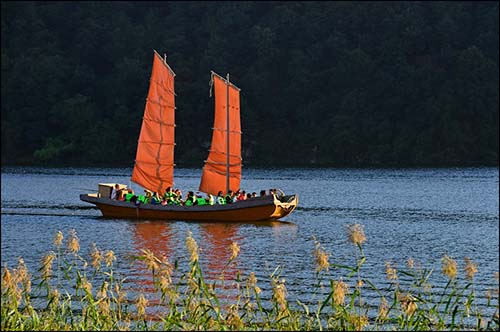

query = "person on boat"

[
  {"left": 196, "top": 192, "right": 207, "bottom": 206},
  {"left": 246, "top": 193, "right": 252, "bottom": 200},
  {"left": 136, "top": 192, "right": 147, "bottom": 205},
  {"left": 116, "top": 187, "right": 126, "bottom": 200},
  {"left": 111, "top": 184, "right": 120, "bottom": 200},
  {"left": 207, "top": 194, "right": 215, "bottom": 205},
  {"left": 184, "top": 191, "right": 197, "bottom": 206},
  {"left": 252, "top": 192, "right": 257, "bottom": 198},
  {"left": 165, "top": 189, "right": 181, "bottom": 205},
  {"left": 237, "top": 190, "right": 247, "bottom": 201},
  {"left": 225, "top": 190, "right": 235, "bottom": 204},
  {"left": 163, "top": 187, "right": 174, "bottom": 202},
  {"left": 124, "top": 188, "right": 137, "bottom": 203},
  {"left": 144, "top": 190, "right": 153, "bottom": 203},
  {"left": 175, "top": 189, "right": 182, "bottom": 200},
  {"left": 151, "top": 192, "right": 162, "bottom": 205},
  {"left": 216, "top": 191, "right": 226, "bottom": 205},
  {"left": 260, "top": 190, "right": 266, "bottom": 197}
]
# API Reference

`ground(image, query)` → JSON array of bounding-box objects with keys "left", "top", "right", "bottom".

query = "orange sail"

[
  {"left": 131, "top": 51, "right": 176, "bottom": 194},
  {"left": 199, "top": 72, "right": 242, "bottom": 195}
]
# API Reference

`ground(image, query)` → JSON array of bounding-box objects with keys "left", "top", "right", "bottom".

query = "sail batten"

[
  {"left": 131, "top": 52, "right": 175, "bottom": 194},
  {"left": 199, "top": 73, "right": 241, "bottom": 195},
  {"left": 143, "top": 118, "right": 176, "bottom": 126}
]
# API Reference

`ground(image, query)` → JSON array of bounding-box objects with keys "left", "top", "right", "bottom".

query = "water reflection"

[
  {"left": 127, "top": 220, "right": 175, "bottom": 300},
  {"left": 128, "top": 219, "right": 296, "bottom": 306},
  {"left": 132, "top": 220, "right": 174, "bottom": 258},
  {"left": 199, "top": 222, "right": 241, "bottom": 278}
]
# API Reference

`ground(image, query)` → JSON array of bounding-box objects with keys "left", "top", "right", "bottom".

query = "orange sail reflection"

[
  {"left": 130, "top": 221, "right": 174, "bottom": 297},
  {"left": 199, "top": 223, "right": 241, "bottom": 303},
  {"left": 132, "top": 221, "right": 174, "bottom": 258}
]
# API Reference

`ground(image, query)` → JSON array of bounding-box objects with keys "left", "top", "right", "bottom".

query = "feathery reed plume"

[
  {"left": 348, "top": 313, "right": 369, "bottom": 330},
  {"left": 247, "top": 272, "right": 257, "bottom": 288},
  {"left": 90, "top": 243, "right": 102, "bottom": 270},
  {"left": 4, "top": 265, "right": 22, "bottom": 303},
  {"left": 96, "top": 281, "right": 111, "bottom": 315},
  {"left": 347, "top": 223, "right": 366, "bottom": 246},
  {"left": 53, "top": 231, "right": 63, "bottom": 247},
  {"left": 385, "top": 261, "right": 398, "bottom": 281},
  {"left": 464, "top": 257, "right": 478, "bottom": 281},
  {"left": 156, "top": 255, "right": 173, "bottom": 295},
  {"left": 96, "top": 281, "right": 109, "bottom": 299},
  {"left": 16, "top": 258, "right": 28, "bottom": 284},
  {"left": 40, "top": 252, "right": 56, "bottom": 280},
  {"left": 136, "top": 293, "right": 148, "bottom": 318},
  {"left": 333, "top": 278, "right": 349, "bottom": 306},
  {"left": 49, "top": 289, "right": 60, "bottom": 309},
  {"left": 227, "top": 304, "right": 244, "bottom": 329},
  {"left": 159, "top": 255, "right": 173, "bottom": 275},
  {"left": 229, "top": 241, "right": 240, "bottom": 261},
  {"left": 399, "top": 293, "right": 418, "bottom": 316},
  {"left": 406, "top": 257, "right": 415, "bottom": 269},
  {"left": 115, "top": 283, "right": 126, "bottom": 304},
  {"left": 314, "top": 240, "right": 330, "bottom": 273},
  {"left": 272, "top": 278, "right": 288, "bottom": 312},
  {"left": 441, "top": 255, "right": 457, "bottom": 280},
  {"left": 67, "top": 229, "right": 80, "bottom": 254},
  {"left": 378, "top": 297, "right": 389, "bottom": 321},
  {"left": 2, "top": 265, "right": 12, "bottom": 289},
  {"left": 104, "top": 250, "right": 116, "bottom": 267},
  {"left": 246, "top": 272, "right": 262, "bottom": 295},
  {"left": 158, "top": 274, "right": 171, "bottom": 296},
  {"left": 81, "top": 278, "right": 92, "bottom": 294},
  {"left": 140, "top": 248, "right": 161, "bottom": 275},
  {"left": 95, "top": 282, "right": 111, "bottom": 316},
  {"left": 99, "top": 298, "right": 110, "bottom": 316},
  {"left": 185, "top": 231, "right": 199, "bottom": 263},
  {"left": 1, "top": 265, "right": 18, "bottom": 300},
  {"left": 16, "top": 258, "right": 31, "bottom": 295}
]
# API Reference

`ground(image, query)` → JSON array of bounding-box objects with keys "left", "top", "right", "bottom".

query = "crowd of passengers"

[{"left": 111, "top": 184, "right": 279, "bottom": 206}]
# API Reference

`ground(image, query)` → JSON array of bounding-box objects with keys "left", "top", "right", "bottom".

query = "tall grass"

[{"left": 2, "top": 225, "right": 499, "bottom": 331}]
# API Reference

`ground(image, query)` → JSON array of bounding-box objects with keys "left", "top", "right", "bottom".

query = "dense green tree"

[{"left": 1, "top": 1, "right": 498, "bottom": 167}]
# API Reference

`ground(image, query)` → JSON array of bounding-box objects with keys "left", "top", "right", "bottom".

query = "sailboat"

[{"left": 80, "top": 51, "right": 298, "bottom": 221}]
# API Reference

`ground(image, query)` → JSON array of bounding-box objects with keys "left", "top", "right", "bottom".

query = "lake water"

[{"left": 1, "top": 167, "right": 498, "bottom": 313}]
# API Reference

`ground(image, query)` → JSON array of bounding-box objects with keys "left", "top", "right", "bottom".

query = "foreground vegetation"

[{"left": 2, "top": 225, "right": 499, "bottom": 331}]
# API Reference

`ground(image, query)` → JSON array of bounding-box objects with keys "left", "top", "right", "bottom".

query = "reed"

[{"left": 1, "top": 226, "right": 498, "bottom": 331}]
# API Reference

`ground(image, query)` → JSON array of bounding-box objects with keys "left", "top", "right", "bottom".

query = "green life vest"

[
  {"left": 185, "top": 199, "right": 193, "bottom": 206},
  {"left": 197, "top": 197, "right": 207, "bottom": 206},
  {"left": 125, "top": 193, "right": 134, "bottom": 202}
]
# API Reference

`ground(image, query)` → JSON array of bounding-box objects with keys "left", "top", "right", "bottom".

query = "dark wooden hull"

[{"left": 80, "top": 194, "right": 298, "bottom": 222}]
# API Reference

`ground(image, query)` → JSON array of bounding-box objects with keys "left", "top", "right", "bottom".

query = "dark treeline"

[{"left": 1, "top": 1, "right": 498, "bottom": 167}]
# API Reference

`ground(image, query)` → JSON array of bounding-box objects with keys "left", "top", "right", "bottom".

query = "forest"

[{"left": 1, "top": 1, "right": 498, "bottom": 167}]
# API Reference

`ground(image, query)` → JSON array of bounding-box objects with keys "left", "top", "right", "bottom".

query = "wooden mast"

[{"left": 226, "top": 73, "right": 230, "bottom": 194}]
